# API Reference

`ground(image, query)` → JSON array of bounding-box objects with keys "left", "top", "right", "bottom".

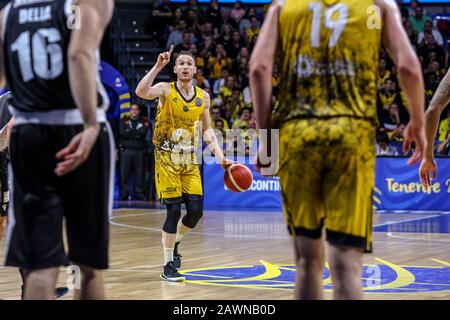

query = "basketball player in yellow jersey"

[
  {"left": 250, "top": 0, "right": 426, "bottom": 299},
  {"left": 136, "top": 46, "right": 233, "bottom": 281}
]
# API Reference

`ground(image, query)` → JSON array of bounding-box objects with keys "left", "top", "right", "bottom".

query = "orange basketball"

[{"left": 224, "top": 164, "right": 253, "bottom": 192}]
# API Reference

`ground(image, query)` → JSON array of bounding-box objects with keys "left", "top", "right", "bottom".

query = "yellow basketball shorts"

[
  {"left": 155, "top": 149, "right": 203, "bottom": 204},
  {"left": 277, "top": 117, "right": 376, "bottom": 253}
]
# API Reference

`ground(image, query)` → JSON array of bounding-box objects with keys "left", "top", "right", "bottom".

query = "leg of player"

[
  {"left": 73, "top": 264, "right": 105, "bottom": 300},
  {"left": 23, "top": 268, "right": 59, "bottom": 300},
  {"left": 293, "top": 235, "right": 326, "bottom": 300},
  {"left": 328, "top": 245, "right": 364, "bottom": 300},
  {"left": 161, "top": 203, "right": 185, "bottom": 282},
  {"left": 174, "top": 198, "right": 203, "bottom": 268}
]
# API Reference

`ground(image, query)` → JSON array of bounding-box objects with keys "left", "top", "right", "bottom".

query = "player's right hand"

[
  {"left": 156, "top": 45, "right": 174, "bottom": 68},
  {"left": 402, "top": 121, "right": 426, "bottom": 166},
  {"left": 419, "top": 157, "right": 437, "bottom": 187},
  {"left": 54, "top": 123, "right": 101, "bottom": 176}
]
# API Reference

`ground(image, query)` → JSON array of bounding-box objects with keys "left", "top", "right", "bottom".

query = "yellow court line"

[
  {"left": 365, "top": 258, "right": 416, "bottom": 291},
  {"left": 431, "top": 259, "right": 450, "bottom": 267},
  {"left": 181, "top": 273, "right": 233, "bottom": 279}
]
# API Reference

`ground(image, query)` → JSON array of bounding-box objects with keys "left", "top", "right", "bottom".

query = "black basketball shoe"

[
  {"left": 160, "top": 261, "right": 185, "bottom": 282},
  {"left": 173, "top": 242, "right": 182, "bottom": 269}
]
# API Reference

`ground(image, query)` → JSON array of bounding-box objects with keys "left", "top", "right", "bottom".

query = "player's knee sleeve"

[
  {"left": 163, "top": 203, "right": 181, "bottom": 234},
  {"left": 182, "top": 199, "right": 203, "bottom": 229}
]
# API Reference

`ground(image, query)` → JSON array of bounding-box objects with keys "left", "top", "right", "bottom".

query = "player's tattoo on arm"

[{"left": 430, "top": 82, "right": 450, "bottom": 109}]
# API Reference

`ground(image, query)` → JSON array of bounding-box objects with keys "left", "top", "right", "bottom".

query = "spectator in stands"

[
  {"left": 218, "top": 24, "right": 233, "bottom": 49},
  {"left": 425, "top": 73, "right": 440, "bottom": 105},
  {"left": 438, "top": 109, "right": 450, "bottom": 142},
  {"left": 237, "top": 56, "right": 250, "bottom": 85},
  {"left": 378, "top": 58, "right": 391, "bottom": 90},
  {"left": 437, "top": 131, "right": 450, "bottom": 155},
  {"left": 208, "top": 43, "right": 232, "bottom": 79},
  {"left": 418, "top": 20, "right": 444, "bottom": 47},
  {"left": 152, "top": 0, "right": 175, "bottom": 44},
  {"left": 194, "top": 67, "right": 210, "bottom": 89},
  {"left": 232, "top": 107, "right": 251, "bottom": 130},
  {"left": 171, "top": 8, "right": 184, "bottom": 29},
  {"left": 183, "top": 0, "right": 204, "bottom": 21},
  {"left": 212, "top": 66, "right": 230, "bottom": 96},
  {"left": 376, "top": 132, "right": 399, "bottom": 156},
  {"left": 233, "top": 46, "right": 249, "bottom": 75},
  {"left": 186, "top": 8, "right": 202, "bottom": 36},
  {"left": 189, "top": 43, "right": 206, "bottom": 70},
  {"left": 219, "top": 7, "right": 237, "bottom": 29},
  {"left": 230, "top": 86, "right": 246, "bottom": 111},
  {"left": 214, "top": 119, "right": 226, "bottom": 141},
  {"left": 206, "top": 0, "right": 221, "bottom": 29},
  {"left": 224, "top": 102, "right": 237, "bottom": 127},
  {"left": 417, "top": 33, "right": 445, "bottom": 67},
  {"left": 403, "top": 20, "right": 418, "bottom": 49},
  {"left": 219, "top": 75, "right": 237, "bottom": 101},
  {"left": 174, "top": 31, "right": 193, "bottom": 53},
  {"left": 424, "top": 60, "right": 445, "bottom": 84},
  {"left": 199, "top": 36, "right": 214, "bottom": 60},
  {"left": 409, "top": 5, "right": 432, "bottom": 34},
  {"left": 166, "top": 19, "right": 194, "bottom": 49},
  {"left": 227, "top": 30, "right": 245, "bottom": 60},
  {"left": 239, "top": 7, "right": 259, "bottom": 36},
  {"left": 245, "top": 16, "right": 261, "bottom": 45},
  {"left": 200, "top": 21, "right": 215, "bottom": 41},
  {"left": 242, "top": 85, "right": 252, "bottom": 106},
  {"left": 211, "top": 105, "right": 230, "bottom": 130},
  {"left": 231, "top": 1, "right": 246, "bottom": 26}
]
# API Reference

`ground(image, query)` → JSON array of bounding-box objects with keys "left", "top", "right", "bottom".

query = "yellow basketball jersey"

[
  {"left": 153, "top": 82, "right": 205, "bottom": 151},
  {"left": 274, "top": 0, "right": 382, "bottom": 127}
]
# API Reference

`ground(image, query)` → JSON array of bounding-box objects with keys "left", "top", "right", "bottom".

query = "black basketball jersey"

[{"left": 3, "top": 0, "right": 106, "bottom": 113}]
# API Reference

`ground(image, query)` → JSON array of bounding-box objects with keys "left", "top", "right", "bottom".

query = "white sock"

[
  {"left": 175, "top": 232, "right": 185, "bottom": 244},
  {"left": 163, "top": 247, "right": 174, "bottom": 265}
]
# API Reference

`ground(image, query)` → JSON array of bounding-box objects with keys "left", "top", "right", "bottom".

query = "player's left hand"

[
  {"left": 403, "top": 121, "right": 426, "bottom": 165},
  {"left": 54, "top": 124, "right": 100, "bottom": 176},
  {"left": 419, "top": 157, "right": 437, "bottom": 187},
  {"left": 221, "top": 158, "right": 235, "bottom": 170}
]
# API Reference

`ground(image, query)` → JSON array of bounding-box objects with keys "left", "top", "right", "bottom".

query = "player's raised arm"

[
  {"left": 201, "top": 93, "right": 233, "bottom": 170},
  {"left": 135, "top": 45, "right": 173, "bottom": 100},
  {"left": 378, "top": 0, "right": 426, "bottom": 165}
]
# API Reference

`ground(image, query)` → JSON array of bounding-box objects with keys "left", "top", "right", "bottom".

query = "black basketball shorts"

[{"left": 4, "top": 123, "right": 114, "bottom": 270}]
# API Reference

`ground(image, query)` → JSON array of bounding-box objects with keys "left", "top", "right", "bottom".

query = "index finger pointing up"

[{"left": 168, "top": 44, "right": 174, "bottom": 57}]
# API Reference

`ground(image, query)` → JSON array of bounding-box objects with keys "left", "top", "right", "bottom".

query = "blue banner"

[
  {"left": 203, "top": 157, "right": 450, "bottom": 211},
  {"left": 203, "top": 156, "right": 282, "bottom": 209},
  {"left": 374, "top": 157, "right": 450, "bottom": 211}
]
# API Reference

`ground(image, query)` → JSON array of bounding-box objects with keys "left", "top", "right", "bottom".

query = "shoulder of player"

[
  {"left": 374, "top": 0, "right": 397, "bottom": 14},
  {"left": 75, "top": 0, "right": 114, "bottom": 24},
  {"left": 269, "top": 0, "right": 286, "bottom": 13},
  {"left": 157, "top": 82, "right": 172, "bottom": 97},
  {"left": 200, "top": 90, "right": 211, "bottom": 105}
]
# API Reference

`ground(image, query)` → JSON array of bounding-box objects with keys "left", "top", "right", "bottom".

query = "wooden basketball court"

[{"left": 1, "top": 203, "right": 449, "bottom": 300}]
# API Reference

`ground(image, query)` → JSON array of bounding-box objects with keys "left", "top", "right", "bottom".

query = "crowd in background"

[
  {"left": 378, "top": 0, "right": 450, "bottom": 156},
  {"left": 149, "top": 0, "right": 450, "bottom": 157}
]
